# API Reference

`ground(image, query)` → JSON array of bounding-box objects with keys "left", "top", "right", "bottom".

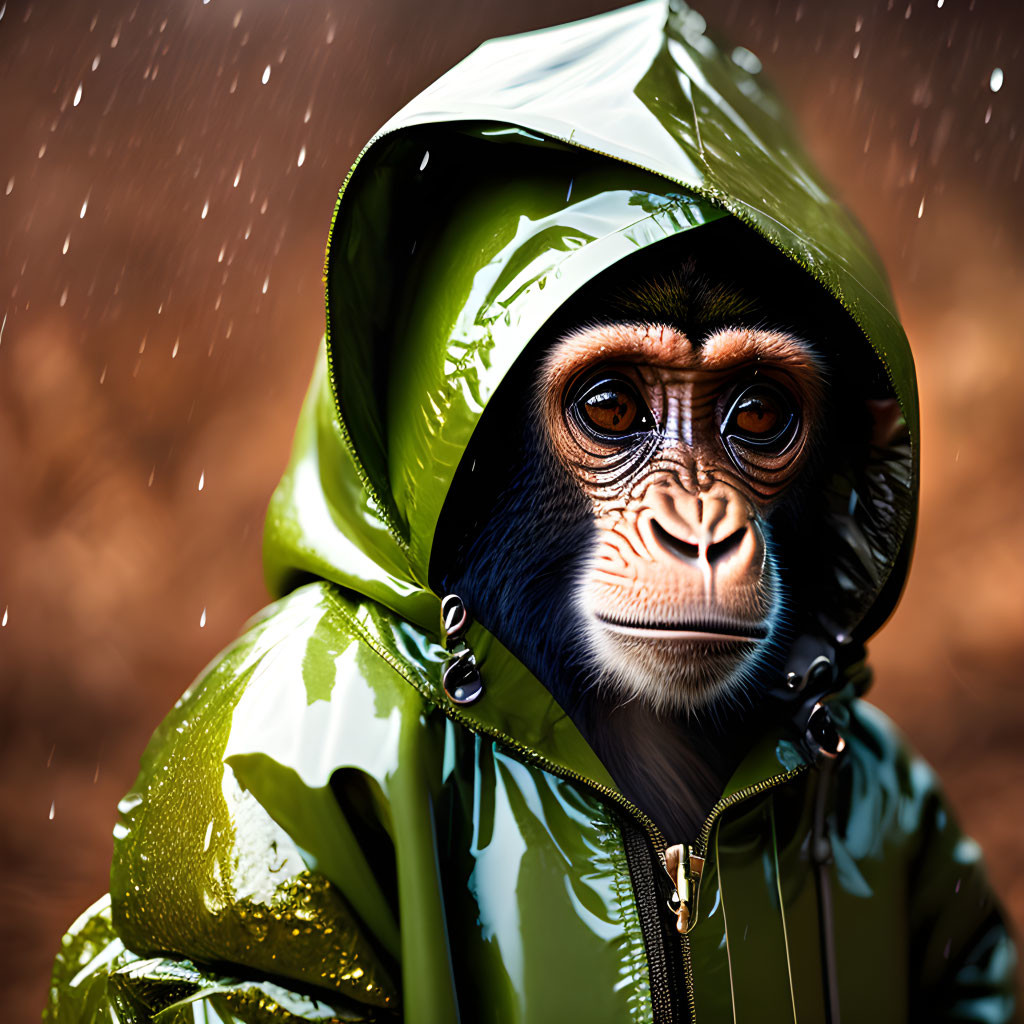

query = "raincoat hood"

[{"left": 264, "top": 0, "right": 917, "bottom": 658}]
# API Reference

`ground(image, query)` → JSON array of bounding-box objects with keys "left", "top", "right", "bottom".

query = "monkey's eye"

[
  {"left": 570, "top": 376, "right": 653, "bottom": 441},
  {"left": 722, "top": 382, "right": 799, "bottom": 451}
]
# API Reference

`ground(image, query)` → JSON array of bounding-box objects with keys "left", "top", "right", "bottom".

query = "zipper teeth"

[
  {"left": 623, "top": 828, "right": 675, "bottom": 1024},
  {"left": 694, "top": 765, "right": 809, "bottom": 857},
  {"left": 322, "top": 126, "right": 412, "bottom": 552},
  {"left": 681, "top": 935, "right": 696, "bottom": 1024}
]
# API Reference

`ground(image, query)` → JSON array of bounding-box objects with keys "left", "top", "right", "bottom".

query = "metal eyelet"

[
  {"left": 806, "top": 702, "right": 845, "bottom": 759},
  {"left": 443, "top": 649, "right": 483, "bottom": 705},
  {"left": 441, "top": 594, "right": 469, "bottom": 649}
]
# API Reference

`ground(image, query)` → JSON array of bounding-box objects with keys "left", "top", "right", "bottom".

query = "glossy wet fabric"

[{"left": 47, "top": 1, "right": 1016, "bottom": 1021}]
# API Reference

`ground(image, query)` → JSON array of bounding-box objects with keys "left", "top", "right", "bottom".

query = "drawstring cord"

[{"left": 811, "top": 755, "right": 841, "bottom": 1024}]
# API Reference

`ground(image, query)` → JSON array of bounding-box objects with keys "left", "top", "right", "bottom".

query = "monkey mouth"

[{"left": 594, "top": 612, "right": 769, "bottom": 643}]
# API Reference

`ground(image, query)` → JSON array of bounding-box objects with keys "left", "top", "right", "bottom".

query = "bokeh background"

[{"left": 2, "top": 0, "right": 1022, "bottom": 1017}]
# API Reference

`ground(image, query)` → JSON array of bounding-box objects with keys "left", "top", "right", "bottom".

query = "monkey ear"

[{"left": 865, "top": 398, "right": 905, "bottom": 447}]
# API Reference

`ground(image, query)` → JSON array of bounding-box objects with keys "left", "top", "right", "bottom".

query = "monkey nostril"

[
  {"left": 706, "top": 526, "right": 747, "bottom": 565},
  {"left": 651, "top": 520, "right": 700, "bottom": 562}
]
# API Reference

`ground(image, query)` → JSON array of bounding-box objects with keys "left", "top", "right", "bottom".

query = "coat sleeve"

[
  {"left": 904, "top": 754, "right": 1019, "bottom": 1021},
  {"left": 44, "top": 582, "right": 455, "bottom": 1024},
  {"left": 845, "top": 702, "right": 1019, "bottom": 1021}
]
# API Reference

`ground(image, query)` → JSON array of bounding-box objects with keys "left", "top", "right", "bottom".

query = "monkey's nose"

[{"left": 651, "top": 519, "right": 748, "bottom": 566}]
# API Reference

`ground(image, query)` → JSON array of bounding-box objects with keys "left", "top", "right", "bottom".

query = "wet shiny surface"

[{"left": 4, "top": 0, "right": 1024, "bottom": 1018}]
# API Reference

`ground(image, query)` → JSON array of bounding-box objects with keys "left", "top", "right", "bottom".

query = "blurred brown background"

[{"left": 1, "top": 0, "right": 1022, "bottom": 1018}]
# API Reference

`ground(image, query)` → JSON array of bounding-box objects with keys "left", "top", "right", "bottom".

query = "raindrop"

[
  {"left": 62, "top": 234, "right": 70, "bottom": 254},
  {"left": 326, "top": 24, "right": 336, "bottom": 44},
  {"left": 855, "top": 15, "right": 863, "bottom": 30},
  {"left": 4, "top": 177, "right": 11, "bottom": 195},
  {"left": 984, "top": 105, "right": 992, "bottom": 124},
  {"left": 1, "top": 607, "right": 7, "bottom": 627},
  {"left": 171, "top": 337, "right": 179, "bottom": 358},
  {"left": 47, "top": 745, "right": 55, "bottom": 767},
  {"left": 203, "top": 0, "right": 211, "bottom": 4},
  {"left": 59, "top": 287, "right": 68, "bottom": 307},
  {"left": 233, "top": 165, "right": 242, "bottom": 187},
  {"left": 260, "top": 197, "right": 267, "bottom": 214},
  {"left": 99, "top": 364, "right": 106, "bottom": 383},
  {"left": 80, "top": 196, "right": 88, "bottom": 218},
  {"left": 244, "top": 224, "right": 251, "bottom": 239},
  {"left": 419, "top": 151, "right": 429, "bottom": 171},
  {"left": 38, "top": 144, "right": 46, "bottom": 158},
  {"left": 91, "top": 55, "right": 100, "bottom": 71},
  {"left": 262, "top": 276, "right": 269, "bottom": 294},
  {"left": 200, "top": 608, "right": 207, "bottom": 628},
  {"left": 73, "top": 83, "right": 83, "bottom": 106},
  {"left": 936, "top": 0, "right": 943, "bottom": 6},
  {"left": 232, "top": 10, "right": 242, "bottom": 28},
  {"left": 917, "top": 196, "right": 925, "bottom": 218},
  {"left": 111, "top": 28, "right": 119, "bottom": 47},
  {"left": 304, "top": 104, "right": 312, "bottom": 124},
  {"left": 853, "top": 41, "right": 861, "bottom": 59},
  {"left": 297, "top": 145, "right": 306, "bottom": 167},
  {"left": 203, "top": 820, "right": 214, "bottom": 852},
  {"left": 218, "top": 244, "right": 225, "bottom": 262},
  {"left": 198, "top": 471, "right": 205, "bottom": 491},
  {"left": 93, "top": 764, "right": 100, "bottom": 783},
  {"left": 201, "top": 199, "right": 209, "bottom": 219},
  {"left": 261, "top": 64, "right": 271, "bottom": 85},
  {"left": 148, "top": 465, "right": 155, "bottom": 486},
  {"left": 0, "top": 5, "right": 5, "bottom": 22},
  {"left": 49, "top": 801, "right": 55, "bottom": 821},
  {"left": 990, "top": 68, "right": 1003, "bottom": 93}
]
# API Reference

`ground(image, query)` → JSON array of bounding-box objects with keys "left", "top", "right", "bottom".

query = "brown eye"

[
  {"left": 722, "top": 382, "right": 798, "bottom": 450},
  {"left": 584, "top": 389, "right": 637, "bottom": 432},
  {"left": 734, "top": 396, "right": 779, "bottom": 437},
  {"left": 570, "top": 375, "right": 653, "bottom": 441}
]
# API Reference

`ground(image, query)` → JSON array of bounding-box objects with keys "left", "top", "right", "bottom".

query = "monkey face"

[{"left": 540, "top": 322, "right": 824, "bottom": 714}]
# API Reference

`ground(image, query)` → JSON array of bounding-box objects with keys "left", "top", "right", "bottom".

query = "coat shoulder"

[{"left": 102, "top": 581, "right": 442, "bottom": 1016}]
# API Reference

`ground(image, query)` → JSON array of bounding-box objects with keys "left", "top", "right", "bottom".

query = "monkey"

[{"left": 433, "top": 220, "right": 876, "bottom": 842}]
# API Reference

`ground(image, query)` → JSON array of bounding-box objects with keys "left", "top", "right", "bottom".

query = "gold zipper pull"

[{"left": 665, "top": 844, "right": 705, "bottom": 934}]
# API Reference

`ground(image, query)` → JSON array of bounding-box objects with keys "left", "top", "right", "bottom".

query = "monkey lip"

[{"left": 595, "top": 613, "right": 769, "bottom": 643}]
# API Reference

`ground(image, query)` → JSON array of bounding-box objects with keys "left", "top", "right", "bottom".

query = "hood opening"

[{"left": 430, "top": 218, "right": 915, "bottom": 653}]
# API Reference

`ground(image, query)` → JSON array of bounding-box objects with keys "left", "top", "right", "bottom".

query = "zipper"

[
  {"left": 622, "top": 824, "right": 683, "bottom": 1024},
  {"left": 661, "top": 765, "right": 810, "bottom": 1024}
]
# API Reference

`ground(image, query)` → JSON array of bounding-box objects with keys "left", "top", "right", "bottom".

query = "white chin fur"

[{"left": 581, "top": 613, "right": 762, "bottom": 716}]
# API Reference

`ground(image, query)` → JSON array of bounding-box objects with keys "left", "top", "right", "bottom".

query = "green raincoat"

[{"left": 46, "top": 2, "right": 1017, "bottom": 1021}]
